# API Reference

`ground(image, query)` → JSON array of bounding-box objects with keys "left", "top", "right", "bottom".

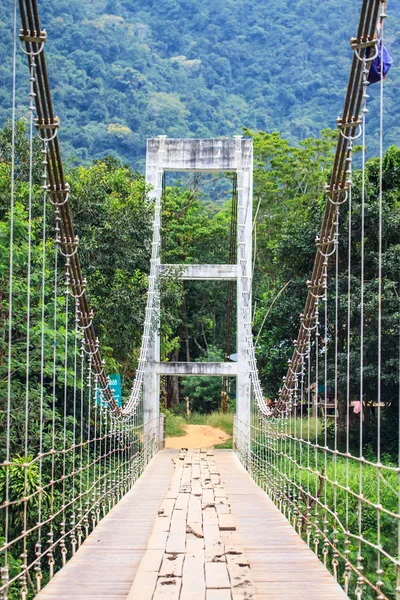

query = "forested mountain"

[{"left": 0, "top": 0, "right": 399, "bottom": 168}]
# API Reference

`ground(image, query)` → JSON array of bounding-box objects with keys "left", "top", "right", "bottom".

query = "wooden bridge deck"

[
  {"left": 215, "top": 451, "right": 348, "bottom": 600},
  {"left": 36, "top": 449, "right": 348, "bottom": 600},
  {"left": 36, "top": 451, "right": 176, "bottom": 599}
]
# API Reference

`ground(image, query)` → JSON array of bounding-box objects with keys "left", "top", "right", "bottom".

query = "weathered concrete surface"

[
  {"left": 144, "top": 136, "right": 253, "bottom": 441},
  {"left": 155, "top": 362, "right": 238, "bottom": 376},
  {"left": 146, "top": 138, "right": 252, "bottom": 172},
  {"left": 159, "top": 264, "right": 238, "bottom": 280}
]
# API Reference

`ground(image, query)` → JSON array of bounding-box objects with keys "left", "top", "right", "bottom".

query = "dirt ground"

[{"left": 166, "top": 424, "right": 231, "bottom": 449}]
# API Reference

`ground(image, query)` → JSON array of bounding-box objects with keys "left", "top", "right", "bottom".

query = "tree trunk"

[
  {"left": 182, "top": 291, "right": 190, "bottom": 362},
  {"left": 167, "top": 348, "right": 180, "bottom": 408},
  {"left": 161, "top": 376, "right": 167, "bottom": 410}
]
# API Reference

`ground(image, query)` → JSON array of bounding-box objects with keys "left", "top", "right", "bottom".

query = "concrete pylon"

[{"left": 144, "top": 136, "right": 253, "bottom": 442}]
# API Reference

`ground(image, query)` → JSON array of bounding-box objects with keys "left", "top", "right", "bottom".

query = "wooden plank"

[
  {"left": 126, "top": 571, "right": 158, "bottom": 600},
  {"left": 207, "top": 591, "right": 232, "bottom": 600},
  {"left": 153, "top": 576, "right": 182, "bottom": 600},
  {"left": 158, "top": 498, "right": 176, "bottom": 518},
  {"left": 214, "top": 486, "right": 227, "bottom": 499},
  {"left": 214, "top": 451, "right": 349, "bottom": 600},
  {"left": 192, "top": 464, "right": 201, "bottom": 479},
  {"left": 226, "top": 554, "right": 253, "bottom": 591},
  {"left": 186, "top": 521, "right": 204, "bottom": 539},
  {"left": 135, "top": 548, "right": 165, "bottom": 573},
  {"left": 152, "top": 515, "right": 172, "bottom": 532},
  {"left": 169, "top": 511, "right": 187, "bottom": 536},
  {"left": 232, "top": 590, "right": 255, "bottom": 600},
  {"left": 204, "top": 523, "right": 225, "bottom": 563},
  {"left": 202, "top": 489, "right": 215, "bottom": 506},
  {"left": 186, "top": 533, "right": 205, "bottom": 556},
  {"left": 203, "top": 506, "right": 218, "bottom": 527},
  {"left": 36, "top": 450, "right": 177, "bottom": 600},
  {"left": 175, "top": 492, "right": 190, "bottom": 511},
  {"left": 216, "top": 502, "right": 231, "bottom": 516},
  {"left": 181, "top": 550, "right": 206, "bottom": 600},
  {"left": 187, "top": 494, "right": 202, "bottom": 524},
  {"left": 192, "top": 479, "right": 203, "bottom": 496},
  {"left": 147, "top": 530, "right": 169, "bottom": 549},
  {"left": 205, "top": 562, "right": 230, "bottom": 589},
  {"left": 159, "top": 553, "right": 185, "bottom": 578},
  {"left": 166, "top": 533, "right": 186, "bottom": 554},
  {"left": 218, "top": 513, "right": 236, "bottom": 531}
]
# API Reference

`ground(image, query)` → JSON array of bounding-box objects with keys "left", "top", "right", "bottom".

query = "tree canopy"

[{"left": 0, "top": 0, "right": 398, "bottom": 167}]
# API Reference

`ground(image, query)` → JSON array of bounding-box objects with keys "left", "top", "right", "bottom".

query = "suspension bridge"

[{"left": 1, "top": 0, "right": 399, "bottom": 599}]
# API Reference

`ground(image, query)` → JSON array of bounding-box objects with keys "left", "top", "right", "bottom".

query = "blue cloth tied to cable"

[{"left": 367, "top": 38, "right": 393, "bottom": 84}]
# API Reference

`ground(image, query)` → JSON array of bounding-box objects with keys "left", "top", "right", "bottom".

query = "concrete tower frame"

[{"left": 144, "top": 136, "right": 253, "bottom": 440}]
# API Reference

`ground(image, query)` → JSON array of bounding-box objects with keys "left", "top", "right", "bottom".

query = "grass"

[
  {"left": 289, "top": 416, "right": 322, "bottom": 444},
  {"left": 250, "top": 422, "right": 399, "bottom": 600},
  {"left": 214, "top": 438, "right": 233, "bottom": 449},
  {"left": 164, "top": 410, "right": 186, "bottom": 437},
  {"left": 187, "top": 411, "right": 234, "bottom": 435}
]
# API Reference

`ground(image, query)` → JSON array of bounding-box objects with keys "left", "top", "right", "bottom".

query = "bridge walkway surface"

[{"left": 36, "top": 449, "right": 348, "bottom": 600}]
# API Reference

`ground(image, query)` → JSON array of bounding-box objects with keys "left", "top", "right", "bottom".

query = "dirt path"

[{"left": 166, "top": 424, "right": 231, "bottom": 449}]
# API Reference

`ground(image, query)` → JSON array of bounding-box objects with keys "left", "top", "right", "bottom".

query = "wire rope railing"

[
  {"left": 1, "top": 0, "right": 398, "bottom": 598},
  {"left": 0, "top": 0, "right": 163, "bottom": 597},
  {"left": 235, "top": 1, "right": 400, "bottom": 599}
]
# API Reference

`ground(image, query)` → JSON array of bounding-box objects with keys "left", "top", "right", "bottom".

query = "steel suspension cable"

[
  {"left": 18, "top": 0, "right": 120, "bottom": 413},
  {"left": 275, "top": 0, "right": 382, "bottom": 415}
]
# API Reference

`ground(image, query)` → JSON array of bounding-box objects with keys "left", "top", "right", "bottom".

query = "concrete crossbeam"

[
  {"left": 155, "top": 362, "right": 238, "bottom": 376},
  {"left": 159, "top": 264, "right": 237, "bottom": 280},
  {"left": 146, "top": 138, "right": 252, "bottom": 172}
]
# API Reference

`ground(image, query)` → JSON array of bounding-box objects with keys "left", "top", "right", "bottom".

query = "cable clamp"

[
  {"left": 56, "top": 234, "right": 79, "bottom": 258},
  {"left": 81, "top": 337, "right": 99, "bottom": 356},
  {"left": 77, "top": 311, "right": 94, "bottom": 331},
  {"left": 337, "top": 116, "right": 362, "bottom": 129},
  {"left": 354, "top": 42, "right": 379, "bottom": 63},
  {"left": 35, "top": 117, "right": 59, "bottom": 130},
  {"left": 47, "top": 183, "right": 70, "bottom": 206},
  {"left": 19, "top": 30, "right": 46, "bottom": 56},
  {"left": 349, "top": 37, "right": 376, "bottom": 50},
  {"left": 325, "top": 184, "right": 349, "bottom": 193},
  {"left": 72, "top": 278, "right": 87, "bottom": 299},
  {"left": 34, "top": 117, "right": 60, "bottom": 142},
  {"left": 307, "top": 280, "right": 325, "bottom": 299},
  {"left": 19, "top": 28, "right": 47, "bottom": 44},
  {"left": 315, "top": 235, "right": 338, "bottom": 258},
  {"left": 325, "top": 185, "right": 349, "bottom": 206},
  {"left": 337, "top": 117, "right": 363, "bottom": 141}
]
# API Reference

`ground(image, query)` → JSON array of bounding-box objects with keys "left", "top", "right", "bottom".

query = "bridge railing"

[
  {"left": 0, "top": 1, "right": 164, "bottom": 597},
  {"left": 235, "top": 2, "right": 400, "bottom": 598}
]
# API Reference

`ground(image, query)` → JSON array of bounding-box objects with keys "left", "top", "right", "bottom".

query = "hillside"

[{"left": 0, "top": 0, "right": 399, "bottom": 168}]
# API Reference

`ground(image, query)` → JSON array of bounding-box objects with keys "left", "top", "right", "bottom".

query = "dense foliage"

[
  {"left": 0, "top": 0, "right": 399, "bottom": 592},
  {"left": 0, "top": 110, "right": 399, "bottom": 595},
  {"left": 1, "top": 119, "right": 398, "bottom": 431},
  {"left": 0, "top": 0, "right": 399, "bottom": 168}
]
